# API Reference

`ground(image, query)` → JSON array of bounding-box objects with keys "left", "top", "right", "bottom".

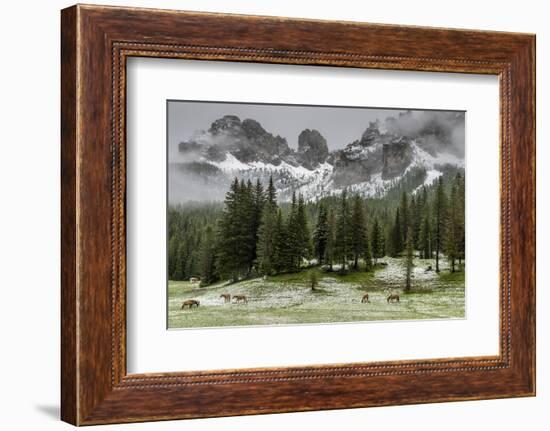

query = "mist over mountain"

[{"left": 169, "top": 110, "right": 465, "bottom": 204}]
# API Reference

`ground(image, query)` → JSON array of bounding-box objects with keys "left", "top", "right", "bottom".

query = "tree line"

[
  {"left": 386, "top": 173, "right": 465, "bottom": 273},
  {"left": 168, "top": 171, "right": 465, "bottom": 286}
]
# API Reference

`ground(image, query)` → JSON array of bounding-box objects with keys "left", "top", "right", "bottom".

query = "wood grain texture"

[
  {"left": 60, "top": 4, "right": 536, "bottom": 425},
  {"left": 60, "top": 5, "right": 78, "bottom": 425}
]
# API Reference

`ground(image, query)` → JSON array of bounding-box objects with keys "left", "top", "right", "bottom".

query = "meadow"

[{"left": 168, "top": 257, "right": 465, "bottom": 329}]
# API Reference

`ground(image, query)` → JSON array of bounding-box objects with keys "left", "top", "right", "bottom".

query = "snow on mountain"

[
  {"left": 412, "top": 169, "right": 443, "bottom": 195},
  {"left": 171, "top": 113, "right": 465, "bottom": 203},
  {"left": 409, "top": 141, "right": 465, "bottom": 170},
  {"left": 206, "top": 153, "right": 334, "bottom": 201},
  {"left": 209, "top": 152, "right": 250, "bottom": 172}
]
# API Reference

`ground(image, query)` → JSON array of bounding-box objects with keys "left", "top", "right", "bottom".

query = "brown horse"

[
  {"left": 220, "top": 293, "right": 231, "bottom": 303},
  {"left": 361, "top": 293, "right": 370, "bottom": 303},
  {"left": 387, "top": 293, "right": 400, "bottom": 303},
  {"left": 181, "top": 299, "right": 200, "bottom": 309},
  {"left": 233, "top": 295, "right": 248, "bottom": 304}
]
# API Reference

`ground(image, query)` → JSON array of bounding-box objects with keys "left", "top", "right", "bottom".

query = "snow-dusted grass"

[{"left": 168, "top": 257, "right": 465, "bottom": 329}]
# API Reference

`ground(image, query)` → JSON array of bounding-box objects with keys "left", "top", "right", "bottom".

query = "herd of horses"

[
  {"left": 361, "top": 292, "right": 400, "bottom": 303},
  {"left": 181, "top": 292, "right": 400, "bottom": 310}
]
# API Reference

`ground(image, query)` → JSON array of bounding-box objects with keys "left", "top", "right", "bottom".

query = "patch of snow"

[
  {"left": 345, "top": 142, "right": 381, "bottom": 160},
  {"left": 412, "top": 169, "right": 442, "bottom": 195},
  {"left": 410, "top": 142, "right": 464, "bottom": 170},
  {"left": 208, "top": 152, "right": 250, "bottom": 172}
]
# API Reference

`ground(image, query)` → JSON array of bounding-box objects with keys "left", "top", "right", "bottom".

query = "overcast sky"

[{"left": 167, "top": 100, "right": 415, "bottom": 158}]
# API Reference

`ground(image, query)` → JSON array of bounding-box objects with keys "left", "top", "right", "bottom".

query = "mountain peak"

[
  {"left": 297, "top": 129, "right": 329, "bottom": 169},
  {"left": 208, "top": 115, "right": 242, "bottom": 135}
]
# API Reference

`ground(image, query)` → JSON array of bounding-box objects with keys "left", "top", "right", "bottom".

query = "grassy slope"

[{"left": 168, "top": 257, "right": 465, "bottom": 329}]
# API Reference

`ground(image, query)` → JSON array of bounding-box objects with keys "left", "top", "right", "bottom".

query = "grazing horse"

[
  {"left": 181, "top": 299, "right": 200, "bottom": 309},
  {"left": 387, "top": 293, "right": 400, "bottom": 303},
  {"left": 233, "top": 295, "right": 248, "bottom": 304},
  {"left": 361, "top": 293, "right": 370, "bottom": 303},
  {"left": 220, "top": 293, "right": 231, "bottom": 303}
]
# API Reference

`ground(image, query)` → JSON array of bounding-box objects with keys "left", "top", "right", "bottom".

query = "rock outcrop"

[
  {"left": 382, "top": 137, "right": 413, "bottom": 179},
  {"left": 297, "top": 129, "right": 329, "bottom": 169}
]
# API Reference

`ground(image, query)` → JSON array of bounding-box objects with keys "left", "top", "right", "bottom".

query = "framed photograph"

[{"left": 61, "top": 4, "right": 535, "bottom": 425}]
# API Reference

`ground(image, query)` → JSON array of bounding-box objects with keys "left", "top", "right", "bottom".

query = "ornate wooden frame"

[{"left": 61, "top": 4, "right": 535, "bottom": 425}]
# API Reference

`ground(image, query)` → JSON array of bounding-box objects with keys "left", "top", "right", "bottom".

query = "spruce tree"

[
  {"left": 433, "top": 176, "right": 448, "bottom": 273},
  {"left": 168, "top": 230, "right": 181, "bottom": 278},
  {"left": 371, "top": 217, "right": 385, "bottom": 264},
  {"left": 456, "top": 172, "right": 466, "bottom": 270},
  {"left": 184, "top": 249, "right": 197, "bottom": 279},
  {"left": 363, "top": 232, "right": 373, "bottom": 272},
  {"left": 295, "top": 194, "right": 312, "bottom": 266},
  {"left": 173, "top": 242, "right": 185, "bottom": 281},
  {"left": 257, "top": 182, "right": 278, "bottom": 275},
  {"left": 419, "top": 211, "right": 432, "bottom": 259},
  {"left": 266, "top": 175, "right": 277, "bottom": 207},
  {"left": 390, "top": 208, "right": 403, "bottom": 257},
  {"left": 324, "top": 208, "right": 336, "bottom": 271},
  {"left": 198, "top": 225, "right": 218, "bottom": 285},
  {"left": 217, "top": 178, "right": 249, "bottom": 281},
  {"left": 412, "top": 193, "right": 422, "bottom": 248},
  {"left": 313, "top": 202, "right": 329, "bottom": 265},
  {"left": 242, "top": 180, "right": 257, "bottom": 275},
  {"left": 400, "top": 191, "right": 409, "bottom": 246},
  {"left": 251, "top": 179, "right": 265, "bottom": 271},
  {"left": 405, "top": 226, "right": 414, "bottom": 291},
  {"left": 350, "top": 195, "right": 368, "bottom": 270},
  {"left": 272, "top": 209, "right": 289, "bottom": 273},
  {"left": 445, "top": 174, "right": 463, "bottom": 272},
  {"left": 286, "top": 191, "right": 300, "bottom": 270},
  {"left": 335, "top": 190, "right": 351, "bottom": 272}
]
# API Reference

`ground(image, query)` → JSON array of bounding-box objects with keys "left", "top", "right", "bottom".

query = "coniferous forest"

[{"left": 168, "top": 171, "right": 465, "bottom": 286}]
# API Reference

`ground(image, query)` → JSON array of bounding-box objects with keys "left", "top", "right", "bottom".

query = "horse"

[
  {"left": 181, "top": 299, "right": 200, "bottom": 309},
  {"left": 233, "top": 295, "right": 248, "bottom": 304},
  {"left": 220, "top": 293, "right": 231, "bottom": 303},
  {"left": 361, "top": 293, "right": 370, "bottom": 303},
  {"left": 387, "top": 293, "right": 400, "bottom": 303}
]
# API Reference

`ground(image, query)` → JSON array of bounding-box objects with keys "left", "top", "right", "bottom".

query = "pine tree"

[
  {"left": 433, "top": 176, "right": 448, "bottom": 273},
  {"left": 217, "top": 178, "right": 250, "bottom": 281},
  {"left": 173, "top": 242, "right": 185, "bottom": 281},
  {"left": 168, "top": 230, "right": 181, "bottom": 278},
  {"left": 266, "top": 175, "right": 277, "bottom": 207},
  {"left": 419, "top": 211, "right": 432, "bottom": 259},
  {"left": 412, "top": 193, "right": 422, "bottom": 248},
  {"left": 257, "top": 183, "right": 278, "bottom": 275},
  {"left": 350, "top": 195, "right": 368, "bottom": 270},
  {"left": 390, "top": 208, "right": 403, "bottom": 257},
  {"left": 400, "top": 191, "right": 409, "bottom": 247},
  {"left": 324, "top": 208, "right": 337, "bottom": 271},
  {"left": 445, "top": 174, "right": 464, "bottom": 272},
  {"left": 272, "top": 209, "right": 289, "bottom": 273},
  {"left": 405, "top": 226, "right": 414, "bottom": 292},
  {"left": 184, "top": 248, "right": 198, "bottom": 279},
  {"left": 198, "top": 225, "right": 218, "bottom": 285},
  {"left": 251, "top": 179, "right": 265, "bottom": 271},
  {"left": 242, "top": 179, "right": 257, "bottom": 275},
  {"left": 363, "top": 231, "right": 373, "bottom": 272},
  {"left": 335, "top": 190, "right": 351, "bottom": 272},
  {"left": 371, "top": 217, "right": 385, "bottom": 264},
  {"left": 456, "top": 172, "right": 466, "bottom": 270},
  {"left": 313, "top": 202, "right": 329, "bottom": 265},
  {"left": 286, "top": 191, "right": 300, "bottom": 270},
  {"left": 295, "top": 194, "right": 312, "bottom": 266}
]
